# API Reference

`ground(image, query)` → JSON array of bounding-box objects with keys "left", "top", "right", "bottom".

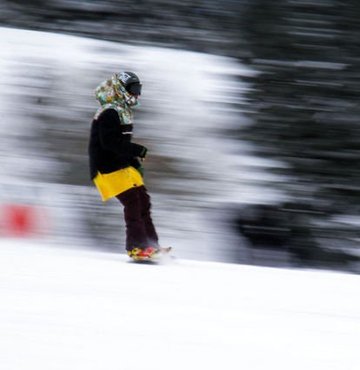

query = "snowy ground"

[{"left": 1, "top": 240, "right": 359, "bottom": 370}]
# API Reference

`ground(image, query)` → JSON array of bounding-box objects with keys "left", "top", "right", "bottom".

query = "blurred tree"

[
  {"left": 237, "top": 0, "right": 360, "bottom": 263},
  {"left": 0, "top": 0, "right": 226, "bottom": 52}
]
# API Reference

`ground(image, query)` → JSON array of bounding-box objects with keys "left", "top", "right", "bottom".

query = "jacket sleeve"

[{"left": 98, "top": 109, "right": 147, "bottom": 158}]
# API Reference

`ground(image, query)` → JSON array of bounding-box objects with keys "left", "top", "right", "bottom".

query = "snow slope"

[{"left": 1, "top": 240, "right": 359, "bottom": 370}]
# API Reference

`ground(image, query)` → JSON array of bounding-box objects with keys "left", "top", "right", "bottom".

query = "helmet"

[{"left": 118, "top": 71, "right": 142, "bottom": 96}]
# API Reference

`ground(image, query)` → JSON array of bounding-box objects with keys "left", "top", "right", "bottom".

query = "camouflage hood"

[{"left": 94, "top": 74, "right": 135, "bottom": 124}]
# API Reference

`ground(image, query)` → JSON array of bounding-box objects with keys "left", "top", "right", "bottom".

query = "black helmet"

[{"left": 118, "top": 71, "right": 142, "bottom": 96}]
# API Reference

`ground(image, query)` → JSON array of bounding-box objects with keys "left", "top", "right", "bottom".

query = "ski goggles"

[{"left": 126, "top": 82, "right": 142, "bottom": 96}]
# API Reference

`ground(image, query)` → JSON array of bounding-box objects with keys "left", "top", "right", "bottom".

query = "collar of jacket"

[{"left": 94, "top": 103, "right": 133, "bottom": 124}]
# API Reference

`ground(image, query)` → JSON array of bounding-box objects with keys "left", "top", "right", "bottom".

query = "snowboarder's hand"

[
  {"left": 135, "top": 156, "right": 145, "bottom": 163},
  {"left": 139, "top": 146, "right": 147, "bottom": 160}
]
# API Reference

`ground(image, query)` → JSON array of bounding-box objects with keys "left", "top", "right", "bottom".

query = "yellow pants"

[{"left": 93, "top": 166, "right": 144, "bottom": 202}]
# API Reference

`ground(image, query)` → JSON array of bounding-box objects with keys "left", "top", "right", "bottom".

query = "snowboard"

[{"left": 128, "top": 247, "right": 173, "bottom": 263}]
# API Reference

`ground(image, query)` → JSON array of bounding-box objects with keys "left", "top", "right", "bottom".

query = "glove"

[{"left": 139, "top": 146, "right": 147, "bottom": 160}]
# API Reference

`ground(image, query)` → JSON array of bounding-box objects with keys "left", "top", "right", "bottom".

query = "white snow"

[{"left": 1, "top": 240, "right": 359, "bottom": 370}]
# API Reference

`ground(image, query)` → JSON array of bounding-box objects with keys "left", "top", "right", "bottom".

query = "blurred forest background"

[{"left": 0, "top": 0, "right": 359, "bottom": 271}]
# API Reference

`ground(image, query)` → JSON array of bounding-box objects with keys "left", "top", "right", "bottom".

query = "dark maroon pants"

[{"left": 116, "top": 186, "right": 159, "bottom": 251}]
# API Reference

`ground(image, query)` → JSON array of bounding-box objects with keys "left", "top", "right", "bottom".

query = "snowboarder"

[{"left": 88, "top": 71, "right": 162, "bottom": 260}]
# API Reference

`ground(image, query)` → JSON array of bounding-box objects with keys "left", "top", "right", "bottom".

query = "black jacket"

[{"left": 88, "top": 109, "right": 147, "bottom": 179}]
